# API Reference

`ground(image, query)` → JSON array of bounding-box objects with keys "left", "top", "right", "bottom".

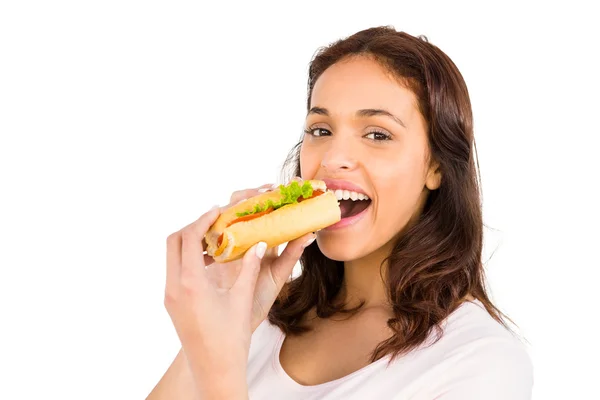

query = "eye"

[
  {"left": 304, "top": 127, "right": 332, "bottom": 137},
  {"left": 365, "top": 131, "right": 392, "bottom": 141}
]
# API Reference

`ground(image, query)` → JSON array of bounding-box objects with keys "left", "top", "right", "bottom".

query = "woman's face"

[{"left": 300, "top": 55, "right": 441, "bottom": 262}]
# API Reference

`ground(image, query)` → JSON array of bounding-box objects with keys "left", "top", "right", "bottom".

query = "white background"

[{"left": 1, "top": 1, "right": 598, "bottom": 399}]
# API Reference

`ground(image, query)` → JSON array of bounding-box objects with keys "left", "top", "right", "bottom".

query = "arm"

[
  {"left": 145, "top": 346, "right": 249, "bottom": 400},
  {"left": 152, "top": 184, "right": 308, "bottom": 399},
  {"left": 146, "top": 348, "right": 197, "bottom": 400}
]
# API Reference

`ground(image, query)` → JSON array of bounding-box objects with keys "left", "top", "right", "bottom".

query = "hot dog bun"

[{"left": 205, "top": 180, "right": 340, "bottom": 263}]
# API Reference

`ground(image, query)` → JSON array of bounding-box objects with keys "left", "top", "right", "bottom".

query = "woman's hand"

[
  {"left": 205, "top": 182, "right": 314, "bottom": 331},
  {"left": 163, "top": 183, "right": 314, "bottom": 399}
]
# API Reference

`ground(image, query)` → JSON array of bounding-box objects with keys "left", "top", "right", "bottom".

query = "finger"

[
  {"left": 271, "top": 233, "right": 315, "bottom": 288},
  {"left": 232, "top": 241, "right": 267, "bottom": 297},
  {"left": 264, "top": 245, "right": 279, "bottom": 259},
  {"left": 180, "top": 206, "right": 221, "bottom": 282},
  {"left": 229, "top": 184, "right": 273, "bottom": 205},
  {"left": 258, "top": 182, "right": 280, "bottom": 193},
  {"left": 205, "top": 261, "right": 239, "bottom": 289},
  {"left": 166, "top": 231, "right": 182, "bottom": 291}
]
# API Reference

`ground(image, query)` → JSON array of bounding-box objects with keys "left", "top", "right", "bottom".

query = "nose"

[{"left": 320, "top": 138, "right": 358, "bottom": 172}]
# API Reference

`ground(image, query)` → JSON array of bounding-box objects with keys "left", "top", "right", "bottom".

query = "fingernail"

[
  {"left": 255, "top": 242, "right": 267, "bottom": 259},
  {"left": 258, "top": 188, "right": 270, "bottom": 193},
  {"left": 210, "top": 205, "right": 220, "bottom": 211},
  {"left": 271, "top": 183, "right": 280, "bottom": 189},
  {"left": 302, "top": 236, "right": 316, "bottom": 249}
]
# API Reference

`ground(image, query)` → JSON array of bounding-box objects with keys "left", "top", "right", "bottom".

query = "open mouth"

[
  {"left": 339, "top": 198, "right": 371, "bottom": 218},
  {"left": 329, "top": 189, "right": 372, "bottom": 219}
]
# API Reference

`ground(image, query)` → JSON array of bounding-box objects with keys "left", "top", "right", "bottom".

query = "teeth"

[{"left": 330, "top": 189, "right": 369, "bottom": 201}]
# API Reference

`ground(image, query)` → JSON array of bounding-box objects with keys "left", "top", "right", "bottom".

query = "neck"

[
  {"left": 337, "top": 205, "right": 425, "bottom": 312},
  {"left": 339, "top": 244, "right": 393, "bottom": 310}
]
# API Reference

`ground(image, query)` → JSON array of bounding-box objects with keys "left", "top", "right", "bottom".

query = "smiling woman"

[{"left": 148, "top": 26, "right": 533, "bottom": 400}]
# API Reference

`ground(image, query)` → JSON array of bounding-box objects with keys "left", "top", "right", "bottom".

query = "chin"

[
  {"left": 314, "top": 235, "right": 368, "bottom": 262},
  {"left": 314, "top": 225, "right": 404, "bottom": 264}
]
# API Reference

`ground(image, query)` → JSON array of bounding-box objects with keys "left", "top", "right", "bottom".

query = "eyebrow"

[{"left": 308, "top": 107, "right": 406, "bottom": 128}]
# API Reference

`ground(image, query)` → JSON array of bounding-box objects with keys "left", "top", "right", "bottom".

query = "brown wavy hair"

[{"left": 268, "top": 26, "right": 514, "bottom": 362}]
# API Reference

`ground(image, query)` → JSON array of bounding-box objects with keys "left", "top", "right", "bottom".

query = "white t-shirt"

[{"left": 246, "top": 300, "right": 533, "bottom": 399}]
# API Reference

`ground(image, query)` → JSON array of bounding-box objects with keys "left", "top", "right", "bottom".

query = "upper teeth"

[{"left": 329, "top": 189, "right": 369, "bottom": 201}]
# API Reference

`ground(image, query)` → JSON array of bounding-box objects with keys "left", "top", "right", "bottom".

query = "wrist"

[
  {"left": 194, "top": 368, "right": 248, "bottom": 400},
  {"left": 183, "top": 347, "right": 248, "bottom": 399}
]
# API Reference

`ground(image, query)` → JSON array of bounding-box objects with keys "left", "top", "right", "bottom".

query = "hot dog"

[{"left": 205, "top": 180, "right": 341, "bottom": 263}]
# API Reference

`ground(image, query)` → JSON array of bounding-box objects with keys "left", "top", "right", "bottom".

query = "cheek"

[
  {"left": 371, "top": 150, "right": 428, "bottom": 218},
  {"left": 370, "top": 149, "right": 427, "bottom": 191},
  {"left": 299, "top": 141, "right": 320, "bottom": 179}
]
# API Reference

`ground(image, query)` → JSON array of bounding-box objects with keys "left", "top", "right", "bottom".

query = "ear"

[{"left": 425, "top": 160, "right": 442, "bottom": 190}]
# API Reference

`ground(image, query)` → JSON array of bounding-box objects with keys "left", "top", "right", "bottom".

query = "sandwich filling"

[{"left": 216, "top": 181, "right": 325, "bottom": 248}]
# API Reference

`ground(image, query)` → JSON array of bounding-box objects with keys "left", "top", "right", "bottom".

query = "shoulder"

[
  {"left": 421, "top": 300, "right": 533, "bottom": 399},
  {"left": 440, "top": 299, "right": 523, "bottom": 342}
]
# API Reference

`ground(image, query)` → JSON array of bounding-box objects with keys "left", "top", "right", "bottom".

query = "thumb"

[{"left": 232, "top": 242, "right": 267, "bottom": 297}]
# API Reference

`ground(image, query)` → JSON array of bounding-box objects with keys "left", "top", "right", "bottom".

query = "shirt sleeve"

[{"left": 432, "top": 339, "right": 534, "bottom": 400}]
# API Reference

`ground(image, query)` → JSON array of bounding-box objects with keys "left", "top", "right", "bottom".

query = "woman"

[{"left": 148, "top": 26, "right": 533, "bottom": 399}]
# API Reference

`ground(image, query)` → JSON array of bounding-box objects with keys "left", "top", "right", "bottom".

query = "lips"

[
  {"left": 321, "top": 178, "right": 369, "bottom": 197},
  {"left": 320, "top": 178, "right": 372, "bottom": 218},
  {"left": 324, "top": 199, "right": 371, "bottom": 230},
  {"left": 318, "top": 178, "right": 373, "bottom": 229}
]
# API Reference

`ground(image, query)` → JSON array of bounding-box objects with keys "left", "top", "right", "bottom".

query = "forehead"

[{"left": 310, "top": 56, "right": 419, "bottom": 117}]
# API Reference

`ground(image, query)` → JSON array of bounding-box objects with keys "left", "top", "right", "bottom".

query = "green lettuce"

[{"left": 235, "top": 180, "right": 314, "bottom": 217}]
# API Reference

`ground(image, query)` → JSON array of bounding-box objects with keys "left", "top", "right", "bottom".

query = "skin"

[
  {"left": 147, "top": 185, "right": 314, "bottom": 399},
  {"left": 147, "top": 55, "right": 454, "bottom": 397},
  {"left": 279, "top": 55, "right": 443, "bottom": 385}
]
